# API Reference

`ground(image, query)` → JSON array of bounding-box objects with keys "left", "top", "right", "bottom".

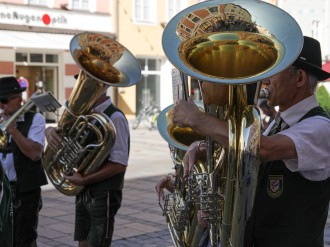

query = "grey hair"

[{"left": 307, "top": 72, "right": 318, "bottom": 93}]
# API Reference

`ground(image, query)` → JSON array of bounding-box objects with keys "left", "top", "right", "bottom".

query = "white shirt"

[
  {"left": 263, "top": 95, "right": 330, "bottom": 181},
  {"left": 93, "top": 97, "right": 129, "bottom": 166},
  {"left": 1, "top": 112, "right": 45, "bottom": 181}
]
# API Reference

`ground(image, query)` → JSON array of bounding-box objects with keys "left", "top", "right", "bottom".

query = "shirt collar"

[
  {"left": 16, "top": 113, "right": 25, "bottom": 122},
  {"left": 280, "top": 95, "right": 318, "bottom": 127},
  {"left": 93, "top": 97, "right": 112, "bottom": 113}
]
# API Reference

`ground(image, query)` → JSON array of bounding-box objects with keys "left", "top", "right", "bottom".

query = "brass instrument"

[
  {"left": 0, "top": 99, "right": 36, "bottom": 149},
  {"left": 43, "top": 32, "right": 142, "bottom": 196},
  {"left": 159, "top": 0, "right": 303, "bottom": 246}
]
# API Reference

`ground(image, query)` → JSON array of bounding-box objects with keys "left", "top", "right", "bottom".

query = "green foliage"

[{"left": 316, "top": 85, "right": 330, "bottom": 112}]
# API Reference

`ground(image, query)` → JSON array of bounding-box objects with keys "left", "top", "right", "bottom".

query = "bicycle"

[{"left": 132, "top": 105, "right": 160, "bottom": 130}]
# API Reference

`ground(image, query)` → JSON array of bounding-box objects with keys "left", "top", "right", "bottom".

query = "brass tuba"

[
  {"left": 43, "top": 32, "right": 141, "bottom": 196},
  {"left": 159, "top": 0, "right": 303, "bottom": 246},
  {"left": 0, "top": 98, "right": 36, "bottom": 149}
]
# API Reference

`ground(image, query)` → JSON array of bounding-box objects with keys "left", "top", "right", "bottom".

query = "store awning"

[
  {"left": 323, "top": 61, "right": 330, "bottom": 73},
  {"left": 0, "top": 30, "right": 73, "bottom": 50}
]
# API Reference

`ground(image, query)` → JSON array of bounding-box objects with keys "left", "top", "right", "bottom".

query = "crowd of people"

[{"left": 0, "top": 18, "right": 329, "bottom": 247}]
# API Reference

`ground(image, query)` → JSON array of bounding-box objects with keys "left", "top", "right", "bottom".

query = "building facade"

[
  {"left": 0, "top": 0, "right": 116, "bottom": 122},
  {"left": 264, "top": 0, "right": 330, "bottom": 88},
  {"left": 116, "top": 0, "right": 199, "bottom": 115},
  {"left": 1, "top": 0, "right": 329, "bottom": 122}
]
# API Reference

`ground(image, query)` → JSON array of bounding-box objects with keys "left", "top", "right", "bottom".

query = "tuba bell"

[
  {"left": 43, "top": 32, "right": 141, "bottom": 196},
  {"left": 159, "top": 0, "right": 303, "bottom": 246}
]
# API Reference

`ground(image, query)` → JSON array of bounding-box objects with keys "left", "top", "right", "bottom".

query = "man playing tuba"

[
  {"left": 45, "top": 89, "right": 130, "bottom": 247},
  {"left": 0, "top": 76, "right": 47, "bottom": 247},
  {"left": 171, "top": 36, "right": 330, "bottom": 247}
]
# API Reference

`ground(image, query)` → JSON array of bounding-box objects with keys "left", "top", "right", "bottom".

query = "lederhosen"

[
  {"left": 252, "top": 106, "right": 330, "bottom": 247},
  {"left": 74, "top": 104, "right": 129, "bottom": 246},
  {"left": 0, "top": 165, "right": 12, "bottom": 247},
  {"left": 4, "top": 111, "right": 47, "bottom": 247}
]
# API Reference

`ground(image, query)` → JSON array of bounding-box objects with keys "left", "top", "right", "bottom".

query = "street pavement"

[{"left": 37, "top": 121, "right": 330, "bottom": 247}]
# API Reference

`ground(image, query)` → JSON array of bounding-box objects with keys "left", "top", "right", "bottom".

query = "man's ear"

[{"left": 296, "top": 69, "right": 308, "bottom": 88}]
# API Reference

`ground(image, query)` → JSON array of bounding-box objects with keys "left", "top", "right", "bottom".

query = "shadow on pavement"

[{"left": 38, "top": 175, "right": 174, "bottom": 247}]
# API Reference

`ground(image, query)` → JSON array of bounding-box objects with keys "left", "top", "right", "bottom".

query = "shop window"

[
  {"left": 71, "top": 0, "right": 91, "bottom": 11},
  {"left": 137, "top": 58, "right": 146, "bottom": 69},
  {"left": 30, "top": 53, "right": 43, "bottom": 63},
  {"left": 138, "top": 58, "right": 161, "bottom": 71},
  {"left": 16, "top": 52, "right": 59, "bottom": 65},
  {"left": 16, "top": 53, "right": 28, "bottom": 62},
  {"left": 28, "top": 0, "right": 48, "bottom": 6},
  {"left": 136, "top": 58, "right": 161, "bottom": 113},
  {"left": 46, "top": 54, "right": 58, "bottom": 63}
]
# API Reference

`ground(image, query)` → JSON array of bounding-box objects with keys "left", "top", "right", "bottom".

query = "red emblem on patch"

[{"left": 267, "top": 175, "right": 283, "bottom": 198}]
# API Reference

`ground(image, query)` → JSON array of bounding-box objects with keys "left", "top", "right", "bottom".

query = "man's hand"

[
  {"left": 63, "top": 172, "right": 85, "bottom": 186},
  {"left": 183, "top": 141, "right": 206, "bottom": 178},
  {"left": 172, "top": 95, "right": 200, "bottom": 127},
  {"left": 45, "top": 127, "right": 62, "bottom": 150},
  {"left": 155, "top": 175, "right": 174, "bottom": 201}
]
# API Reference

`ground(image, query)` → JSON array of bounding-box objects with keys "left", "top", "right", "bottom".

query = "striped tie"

[{"left": 267, "top": 113, "right": 283, "bottom": 136}]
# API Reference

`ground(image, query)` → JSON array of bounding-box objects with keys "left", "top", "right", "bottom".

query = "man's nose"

[{"left": 261, "top": 78, "right": 270, "bottom": 85}]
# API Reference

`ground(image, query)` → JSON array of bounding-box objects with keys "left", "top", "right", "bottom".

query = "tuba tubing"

[
  {"left": 43, "top": 32, "right": 141, "bottom": 196},
  {"left": 160, "top": 0, "right": 303, "bottom": 246},
  {"left": 0, "top": 98, "right": 36, "bottom": 149}
]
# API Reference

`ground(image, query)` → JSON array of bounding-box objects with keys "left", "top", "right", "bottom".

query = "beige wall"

[
  {"left": 115, "top": 0, "right": 199, "bottom": 116},
  {"left": 115, "top": 1, "right": 165, "bottom": 117},
  {"left": 116, "top": 1, "right": 165, "bottom": 57}
]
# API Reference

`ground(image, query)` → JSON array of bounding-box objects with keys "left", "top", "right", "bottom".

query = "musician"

[
  {"left": 156, "top": 81, "right": 229, "bottom": 201},
  {"left": 258, "top": 99, "right": 277, "bottom": 130},
  {"left": 45, "top": 89, "right": 129, "bottom": 247},
  {"left": 0, "top": 76, "right": 47, "bottom": 247},
  {"left": 171, "top": 36, "right": 330, "bottom": 246},
  {"left": 0, "top": 164, "right": 12, "bottom": 247}
]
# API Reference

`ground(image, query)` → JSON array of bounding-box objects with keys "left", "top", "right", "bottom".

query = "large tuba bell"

[
  {"left": 159, "top": 0, "right": 303, "bottom": 246},
  {"left": 43, "top": 32, "right": 141, "bottom": 196}
]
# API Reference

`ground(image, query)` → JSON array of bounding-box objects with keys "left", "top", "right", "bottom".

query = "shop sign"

[{"left": 0, "top": 3, "right": 111, "bottom": 32}]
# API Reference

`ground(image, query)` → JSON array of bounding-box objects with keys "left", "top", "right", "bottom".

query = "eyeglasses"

[{"left": 0, "top": 95, "right": 20, "bottom": 104}]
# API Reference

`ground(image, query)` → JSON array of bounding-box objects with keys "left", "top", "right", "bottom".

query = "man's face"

[
  {"left": 0, "top": 94, "right": 22, "bottom": 116},
  {"left": 262, "top": 67, "right": 298, "bottom": 111},
  {"left": 201, "top": 82, "right": 229, "bottom": 106}
]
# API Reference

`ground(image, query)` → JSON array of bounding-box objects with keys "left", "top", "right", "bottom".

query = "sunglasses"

[{"left": 0, "top": 95, "right": 20, "bottom": 104}]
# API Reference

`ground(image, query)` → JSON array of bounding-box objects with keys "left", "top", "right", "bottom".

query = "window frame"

[
  {"left": 69, "top": 0, "right": 96, "bottom": 12},
  {"left": 166, "top": 0, "right": 188, "bottom": 22},
  {"left": 133, "top": 0, "right": 157, "bottom": 25}
]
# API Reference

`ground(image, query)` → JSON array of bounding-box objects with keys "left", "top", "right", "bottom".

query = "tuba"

[
  {"left": 43, "top": 32, "right": 141, "bottom": 196},
  {"left": 159, "top": 0, "right": 303, "bottom": 246},
  {"left": 0, "top": 98, "right": 36, "bottom": 149}
]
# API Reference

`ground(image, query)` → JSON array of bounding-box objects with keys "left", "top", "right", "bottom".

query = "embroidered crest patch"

[{"left": 267, "top": 175, "right": 283, "bottom": 198}]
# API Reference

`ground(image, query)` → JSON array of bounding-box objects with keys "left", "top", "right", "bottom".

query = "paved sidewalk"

[
  {"left": 37, "top": 123, "right": 175, "bottom": 247},
  {"left": 37, "top": 122, "right": 330, "bottom": 247},
  {"left": 38, "top": 175, "right": 174, "bottom": 247}
]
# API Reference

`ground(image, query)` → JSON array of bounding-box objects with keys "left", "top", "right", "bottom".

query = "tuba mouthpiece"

[{"left": 259, "top": 88, "right": 269, "bottom": 99}]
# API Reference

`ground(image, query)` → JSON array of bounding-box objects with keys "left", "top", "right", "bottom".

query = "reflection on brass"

[
  {"left": 176, "top": 3, "right": 257, "bottom": 42},
  {"left": 74, "top": 48, "right": 120, "bottom": 83},
  {"left": 43, "top": 32, "right": 142, "bottom": 196},
  {"left": 179, "top": 32, "right": 278, "bottom": 79},
  {"left": 77, "top": 32, "right": 124, "bottom": 65},
  {"left": 168, "top": 124, "right": 204, "bottom": 147},
  {"left": 161, "top": 0, "right": 303, "bottom": 245}
]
